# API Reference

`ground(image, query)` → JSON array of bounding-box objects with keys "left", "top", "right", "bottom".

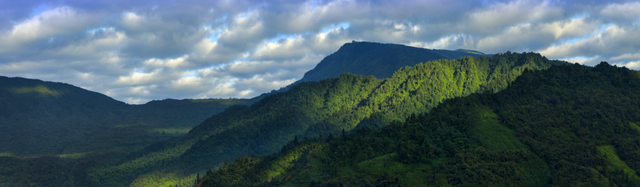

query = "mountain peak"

[{"left": 298, "top": 42, "right": 485, "bottom": 83}]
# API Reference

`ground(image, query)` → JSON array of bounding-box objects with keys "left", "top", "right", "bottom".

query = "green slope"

[
  {"left": 95, "top": 51, "right": 561, "bottom": 187},
  {"left": 202, "top": 62, "right": 640, "bottom": 186}
]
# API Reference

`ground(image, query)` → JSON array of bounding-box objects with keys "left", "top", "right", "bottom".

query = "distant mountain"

[
  {"left": 297, "top": 41, "right": 486, "bottom": 83},
  {"left": 201, "top": 62, "right": 640, "bottom": 186},
  {"left": 91, "top": 52, "right": 563, "bottom": 187},
  {"left": 0, "top": 76, "right": 256, "bottom": 156},
  {"left": 256, "top": 41, "right": 487, "bottom": 98}
]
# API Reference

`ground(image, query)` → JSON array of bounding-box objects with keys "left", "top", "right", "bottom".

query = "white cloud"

[
  {"left": 233, "top": 71, "right": 299, "bottom": 92},
  {"left": 467, "top": 0, "right": 546, "bottom": 34},
  {"left": 253, "top": 35, "right": 306, "bottom": 60},
  {"left": 143, "top": 55, "right": 190, "bottom": 69},
  {"left": 539, "top": 24, "right": 640, "bottom": 62},
  {"left": 121, "top": 12, "right": 145, "bottom": 30},
  {"left": 600, "top": 2, "right": 640, "bottom": 24},
  {"left": 114, "top": 69, "right": 181, "bottom": 86},
  {"left": 2, "top": 0, "right": 640, "bottom": 103},
  {"left": 49, "top": 28, "right": 127, "bottom": 60},
  {"left": 619, "top": 61, "right": 640, "bottom": 69},
  {"left": 420, "top": 34, "right": 475, "bottom": 50},
  {"left": 611, "top": 53, "right": 640, "bottom": 62},
  {"left": 166, "top": 76, "right": 210, "bottom": 94},
  {"left": 0, "top": 6, "right": 98, "bottom": 53}
]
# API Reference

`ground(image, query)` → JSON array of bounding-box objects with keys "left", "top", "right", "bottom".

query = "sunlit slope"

[
  {"left": 0, "top": 76, "right": 255, "bottom": 156},
  {"left": 104, "top": 52, "right": 563, "bottom": 187},
  {"left": 201, "top": 62, "right": 640, "bottom": 186}
]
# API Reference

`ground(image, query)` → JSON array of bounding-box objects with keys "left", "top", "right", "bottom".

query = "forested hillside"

[
  {"left": 0, "top": 76, "right": 255, "bottom": 156},
  {"left": 0, "top": 77, "right": 256, "bottom": 187},
  {"left": 200, "top": 62, "right": 640, "bottom": 186},
  {"left": 0, "top": 76, "right": 125, "bottom": 156},
  {"left": 93, "top": 52, "right": 563, "bottom": 187}
]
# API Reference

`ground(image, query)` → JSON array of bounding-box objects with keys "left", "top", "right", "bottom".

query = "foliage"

[
  {"left": 97, "top": 51, "right": 561, "bottom": 187},
  {"left": 0, "top": 76, "right": 257, "bottom": 156},
  {"left": 200, "top": 62, "right": 640, "bottom": 186},
  {"left": 0, "top": 43, "right": 562, "bottom": 186},
  {"left": 0, "top": 76, "right": 256, "bottom": 186}
]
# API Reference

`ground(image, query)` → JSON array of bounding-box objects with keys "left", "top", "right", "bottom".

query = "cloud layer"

[{"left": 1, "top": 0, "right": 639, "bottom": 104}]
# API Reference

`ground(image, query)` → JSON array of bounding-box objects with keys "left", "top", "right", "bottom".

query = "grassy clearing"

[
  {"left": 148, "top": 128, "right": 192, "bottom": 135},
  {"left": 10, "top": 85, "right": 62, "bottom": 97},
  {"left": 597, "top": 145, "right": 640, "bottom": 180},
  {"left": 471, "top": 105, "right": 551, "bottom": 186},
  {"left": 471, "top": 105, "right": 527, "bottom": 151},
  {"left": 629, "top": 122, "right": 640, "bottom": 132},
  {"left": 356, "top": 153, "right": 440, "bottom": 186}
]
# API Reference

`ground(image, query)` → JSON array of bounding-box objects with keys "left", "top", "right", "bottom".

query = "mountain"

[
  {"left": 0, "top": 42, "right": 487, "bottom": 187},
  {"left": 90, "top": 52, "right": 563, "bottom": 187},
  {"left": 297, "top": 41, "right": 486, "bottom": 83},
  {"left": 0, "top": 76, "right": 256, "bottom": 156},
  {"left": 0, "top": 76, "right": 125, "bottom": 156},
  {"left": 200, "top": 62, "right": 640, "bottom": 186},
  {"left": 255, "top": 42, "right": 487, "bottom": 98}
]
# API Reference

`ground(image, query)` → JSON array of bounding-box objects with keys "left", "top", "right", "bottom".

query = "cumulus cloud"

[
  {"left": 0, "top": 6, "right": 99, "bottom": 53},
  {"left": 600, "top": 1, "right": 640, "bottom": 25},
  {"left": 0, "top": 0, "right": 639, "bottom": 104},
  {"left": 539, "top": 24, "right": 640, "bottom": 66}
]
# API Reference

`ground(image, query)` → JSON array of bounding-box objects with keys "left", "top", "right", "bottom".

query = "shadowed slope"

[
  {"left": 298, "top": 41, "right": 486, "bottom": 83},
  {"left": 0, "top": 76, "right": 256, "bottom": 156}
]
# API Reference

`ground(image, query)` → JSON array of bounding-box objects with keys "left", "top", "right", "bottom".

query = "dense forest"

[
  {"left": 0, "top": 77, "right": 256, "bottom": 187},
  {"left": 199, "top": 62, "right": 640, "bottom": 186},
  {"left": 0, "top": 41, "right": 575, "bottom": 186},
  {"left": 87, "top": 51, "right": 562, "bottom": 187},
  {"left": 0, "top": 76, "right": 256, "bottom": 156},
  {"left": 0, "top": 42, "right": 490, "bottom": 187},
  {"left": 0, "top": 77, "right": 256, "bottom": 156}
]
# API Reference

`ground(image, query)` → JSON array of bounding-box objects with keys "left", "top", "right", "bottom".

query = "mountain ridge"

[
  {"left": 255, "top": 42, "right": 487, "bottom": 98},
  {"left": 98, "top": 51, "right": 563, "bottom": 187},
  {"left": 298, "top": 41, "right": 487, "bottom": 82},
  {"left": 0, "top": 43, "right": 563, "bottom": 187},
  {"left": 199, "top": 62, "right": 640, "bottom": 186}
]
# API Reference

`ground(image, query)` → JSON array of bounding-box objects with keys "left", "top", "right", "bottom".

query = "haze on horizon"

[{"left": 1, "top": 0, "right": 639, "bottom": 104}]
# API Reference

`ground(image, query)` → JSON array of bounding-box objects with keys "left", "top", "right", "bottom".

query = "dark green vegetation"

[
  {"left": 297, "top": 41, "right": 486, "bottom": 83},
  {"left": 0, "top": 151, "right": 123, "bottom": 187},
  {"left": 200, "top": 62, "right": 640, "bottom": 186},
  {"left": 0, "top": 76, "right": 256, "bottom": 156},
  {"left": 0, "top": 42, "right": 490, "bottom": 187},
  {"left": 90, "top": 51, "right": 560, "bottom": 187},
  {"left": 0, "top": 76, "right": 255, "bottom": 187},
  {"left": 0, "top": 40, "right": 569, "bottom": 187}
]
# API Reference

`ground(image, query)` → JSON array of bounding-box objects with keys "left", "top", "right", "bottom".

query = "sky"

[{"left": 1, "top": 0, "right": 639, "bottom": 104}]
